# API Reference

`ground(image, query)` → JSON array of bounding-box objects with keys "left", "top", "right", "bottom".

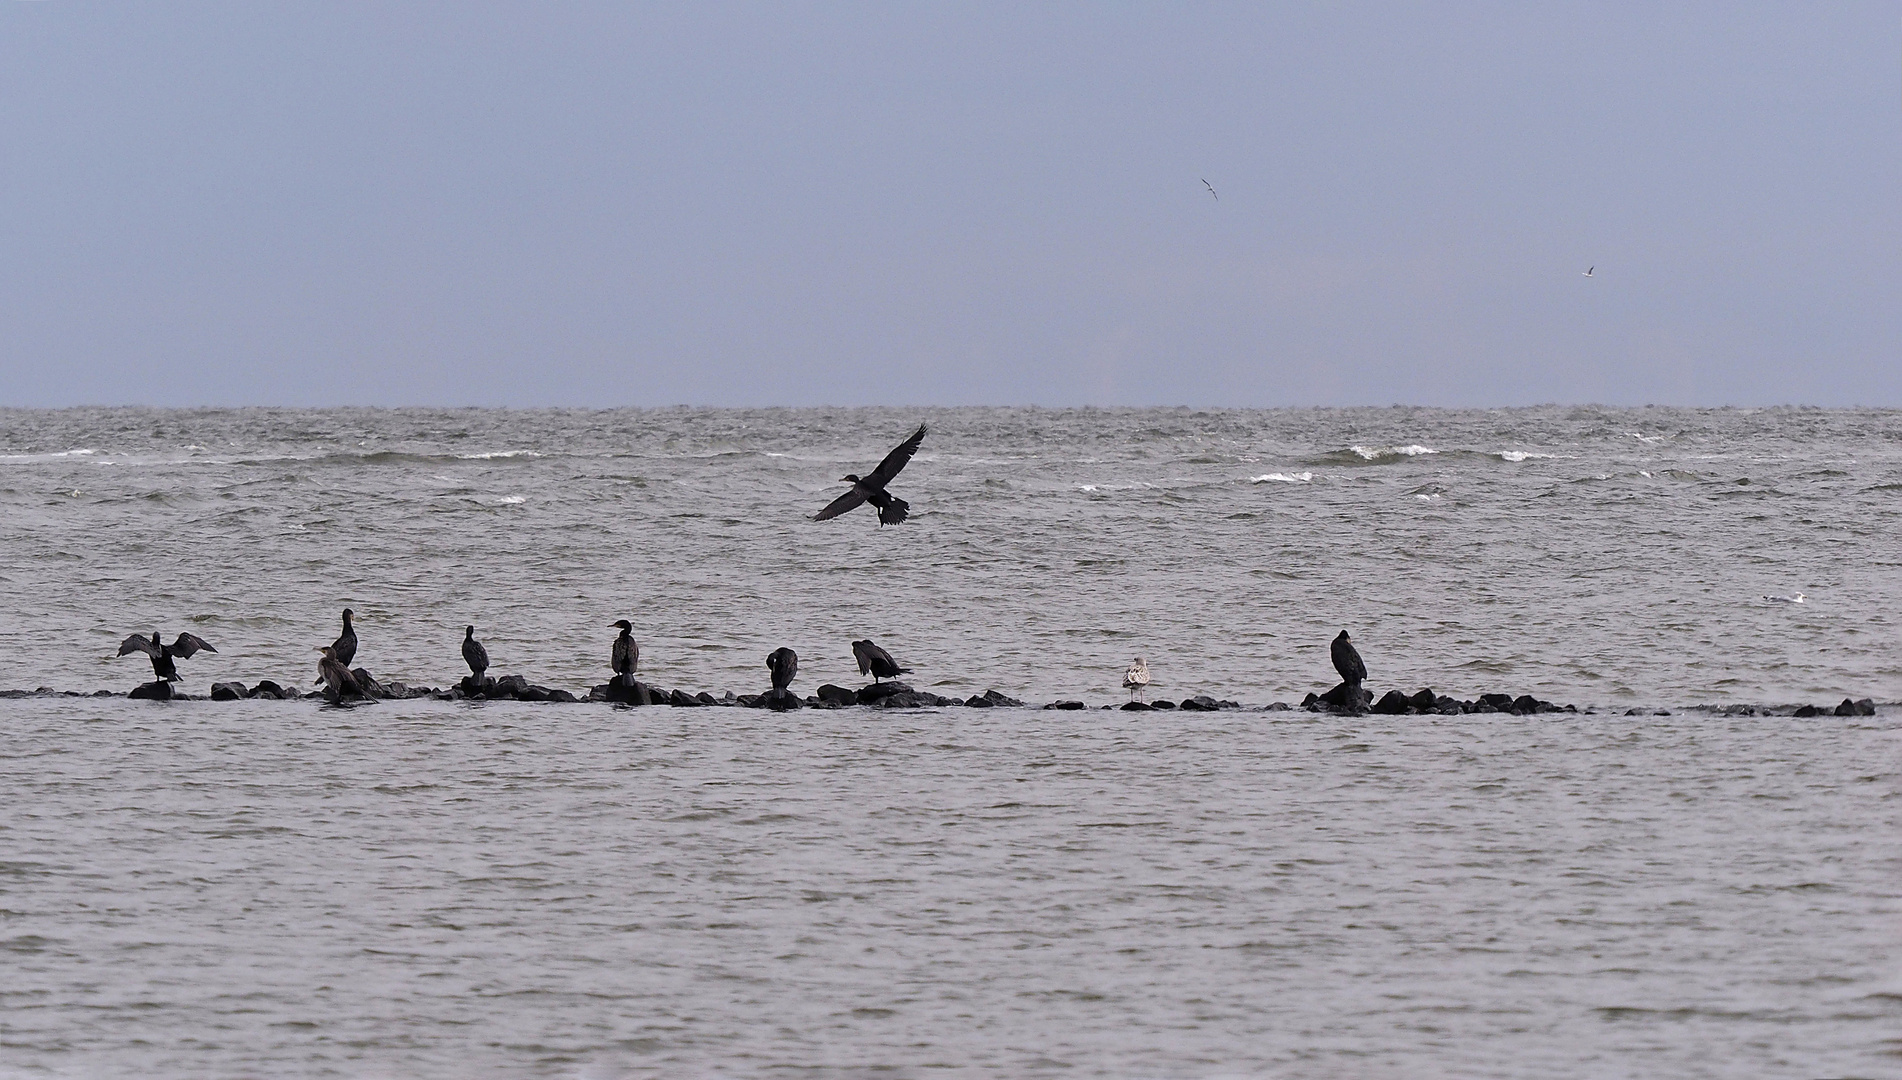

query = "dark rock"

[
  {"left": 1372, "top": 689, "right": 1412, "bottom": 715},
  {"left": 1151, "top": 700, "right": 1177, "bottom": 710},
  {"left": 1121, "top": 701, "right": 1153, "bottom": 711},
  {"left": 878, "top": 692, "right": 930, "bottom": 708},
  {"left": 253, "top": 680, "right": 287, "bottom": 699},
  {"left": 350, "top": 668, "right": 390, "bottom": 699},
  {"left": 460, "top": 674, "right": 495, "bottom": 696},
  {"left": 1794, "top": 704, "right": 1821, "bottom": 717},
  {"left": 1855, "top": 698, "right": 1877, "bottom": 716},
  {"left": 129, "top": 680, "right": 172, "bottom": 701},
  {"left": 817, "top": 684, "right": 859, "bottom": 706},
  {"left": 856, "top": 681, "right": 914, "bottom": 703},
  {"left": 1512, "top": 695, "right": 1542, "bottom": 715},
  {"left": 1266, "top": 702, "right": 1292, "bottom": 711},
  {"left": 736, "top": 694, "right": 762, "bottom": 708},
  {"left": 1624, "top": 708, "right": 1644, "bottom": 716},
  {"left": 1480, "top": 693, "right": 1516, "bottom": 712},
  {"left": 695, "top": 692, "right": 718, "bottom": 706},
  {"left": 603, "top": 680, "right": 654, "bottom": 705},
  {"left": 209, "top": 681, "right": 249, "bottom": 701},
  {"left": 494, "top": 674, "right": 529, "bottom": 696},
  {"left": 981, "top": 690, "right": 1025, "bottom": 707},
  {"left": 1409, "top": 688, "right": 1437, "bottom": 712},
  {"left": 547, "top": 688, "right": 578, "bottom": 703},
  {"left": 92, "top": 689, "right": 116, "bottom": 697},
  {"left": 1434, "top": 695, "right": 1460, "bottom": 712},
  {"left": 760, "top": 688, "right": 802, "bottom": 711},
  {"left": 515, "top": 684, "right": 552, "bottom": 702},
  {"left": 965, "top": 695, "right": 994, "bottom": 707},
  {"left": 1317, "top": 683, "right": 1371, "bottom": 714},
  {"left": 1044, "top": 700, "right": 1086, "bottom": 710},
  {"left": 1180, "top": 695, "right": 1221, "bottom": 711},
  {"left": 1300, "top": 692, "right": 1319, "bottom": 710},
  {"left": 669, "top": 688, "right": 703, "bottom": 707}
]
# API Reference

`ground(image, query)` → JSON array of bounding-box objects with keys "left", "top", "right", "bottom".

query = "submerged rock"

[
  {"left": 1043, "top": 700, "right": 1086, "bottom": 710},
  {"left": 209, "top": 681, "right": 248, "bottom": 701},
  {"left": 981, "top": 690, "right": 1025, "bottom": 707},
  {"left": 1836, "top": 697, "right": 1876, "bottom": 717},
  {"left": 1121, "top": 701, "right": 1153, "bottom": 712}
]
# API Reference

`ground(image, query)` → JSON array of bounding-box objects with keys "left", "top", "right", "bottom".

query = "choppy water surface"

[{"left": 2, "top": 406, "right": 1899, "bottom": 1077}]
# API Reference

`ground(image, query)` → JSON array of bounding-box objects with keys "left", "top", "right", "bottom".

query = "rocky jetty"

[{"left": 1304, "top": 685, "right": 1580, "bottom": 716}]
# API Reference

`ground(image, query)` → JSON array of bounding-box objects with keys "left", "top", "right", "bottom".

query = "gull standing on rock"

[
  {"left": 118, "top": 631, "right": 216, "bottom": 682},
  {"left": 1123, "top": 657, "right": 1151, "bottom": 701},
  {"left": 814, "top": 423, "right": 927, "bottom": 526}
]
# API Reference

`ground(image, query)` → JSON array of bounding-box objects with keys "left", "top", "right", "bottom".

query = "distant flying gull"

[
  {"left": 814, "top": 423, "right": 927, "bottom": 526},
  {"left": 1583, "top": 266, "right": 1594, "bottom": 277},
  {"left": 1202, "top": 179, "right": 1218, "bottom": 200}
]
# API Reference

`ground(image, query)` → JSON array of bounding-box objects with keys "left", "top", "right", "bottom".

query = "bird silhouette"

[
  {"left": 118, "top": 631, "right": 215, "bottom": 682},
  {"left": 815, "top": 424, "right": 927, "bottom": 526}
]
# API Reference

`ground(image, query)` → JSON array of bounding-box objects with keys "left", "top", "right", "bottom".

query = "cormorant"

[
  {"left": 767, "top": 647, "right": 798, "bottom": 691},
  {"left": 814, "top": 423, "right": 927, "bottom": 526},
  {"left": 611, "top": 620, "right": 639, "bottom": 686},
  {"left": 316, "top": 645, "right": 364, "bottom": 702},
  {"left": 852, "top": 639, "right": 909, "bottom": 684},
  {"left": 1331, "top": 630, "right": 1366, "bottom": 685},
  {"left": 331, "top": 608, "right": 358, "bottom": 667},
  {"left": 462, "top": 626, "right": 489, "bottom": 678},
  {"left": 117, "top": 631, "right": 216, "bottom": 682},
  {"left": 1123, "top": 657, "right": 1151, "bottom": 701}
]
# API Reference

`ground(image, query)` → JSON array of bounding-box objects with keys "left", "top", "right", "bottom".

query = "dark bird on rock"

[
  {"left": 611, "top": 620, "right": 639, "bottom": 685},
  {"left": 1331, "top": 630, "right": 1367, "bottom": 685},
  {"left": 852, "top": 639, "right": 910, "bottom": 684},
  {"left": 331, "top": 608, "right": 358, "bottom": 667},
  {"left": 766, "top": 647, "right": 798, "bottom": 692},
  {"left": 814, "top": 423, "right": 927, "bottom": 526},
  {"left": 315, "top": 645, "right": 364, "bottom": 702},
  {"left": 117, "top": 631, "right": 216, "bottom": 682},
  {"left": 462, "top": 625, "right": 489, "bottom": 678}
]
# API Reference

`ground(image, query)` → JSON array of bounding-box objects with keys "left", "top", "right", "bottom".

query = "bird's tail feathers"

[{"left": 877, "top": 497, "right": 910, "bottom": 526}]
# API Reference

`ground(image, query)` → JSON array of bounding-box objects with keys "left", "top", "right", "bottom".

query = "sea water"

[{"left": 1, "top": 406, "right": 1897, "bottom": 1077}]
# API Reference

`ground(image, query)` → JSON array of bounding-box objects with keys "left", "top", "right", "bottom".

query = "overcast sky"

[{"left": 1, "top": 3, "right": 1895, "bottom": 407}]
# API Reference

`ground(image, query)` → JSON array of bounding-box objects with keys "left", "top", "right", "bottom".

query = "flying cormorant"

[
  {"left": 117, "top": 631, "right": 216, "bottom": 682},
  {"left": 814, "top": 423, "right": 927, "bottom": 526},
  {"left": 315, "top": 645, "right": 364, "bottom": 702},
  {"left": 462, "top": 626, "right": 489, "bottom": 678},
  {"left": 1123, "top": 657, "right": 1151, "bottom": 701},
  {"left": 611, "top": 620, "right": 639, "bottom": 686},
  {"left": 767, "top": 647, "right": 798, "bottom": 692},
  {"left": 331, "top": 608, "right": 358, "bottom": 667},
  {"left": 1331, "top": 630, "right": 1366, "bottom": 685},
  {"left": 852, "top": 639, "right": 910, "bottom": 684}
]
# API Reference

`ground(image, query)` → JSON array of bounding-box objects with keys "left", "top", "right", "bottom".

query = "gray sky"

[{"left": 2, "top": 3, "right": 1896, "bottom": 407}]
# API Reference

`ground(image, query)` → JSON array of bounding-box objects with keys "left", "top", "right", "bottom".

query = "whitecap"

[
  {"left": 1078, "top": 485, "right": 1098, "bottom": 492},
  {"left": 1395, "top": 444, "right": 1438, "bottom": 456},
  {"left": 457, "top": 450, "right": 543, "bottom": 460},
  {"left": 1250, "top": 472, "right": 1312, "bottom": 484},
  {"left": 1495, "top": 450, "right": 1561, "bottom": 462},
  {"left": 492, "top": 495, "right": 527, "bottom": 505},
  {"left": 1349, "top": 444, "right": 1438, "bottom": 459},
  {"left": 1626, "top": 433, "right": 1667, "bottom": 444}
]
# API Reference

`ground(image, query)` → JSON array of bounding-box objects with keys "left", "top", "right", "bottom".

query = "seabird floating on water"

[
  {"left": 1123, "top": 657, "right": 1151, "bottom": 701},
  {"left": 462, "top": 626, "right": 489, "bottom": 677},
  {"left": 117, "top": 631, "right": 215, "bottom": 682},
  {"left": 1331, "top": 630, "right": 1366, "bottom": 685},
  {"left": 852, "top": 639, "right": 910, "bottom": 684},
  {"left": 814, "top": 423, "right": 927, "bottom": 526},
  {"left": 767, "top": 647, "right": 798, "bottom": 692},
  {"left": 331, "top": 609, "right": 358, "bottom": 667},
  {"left": 611, "top": 620, "right": 639, "bottom": 686}
]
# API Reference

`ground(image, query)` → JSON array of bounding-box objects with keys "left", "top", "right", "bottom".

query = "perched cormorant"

[
  {"left": 766, "top": 647, "right": 798, "bottom": 691},
  {"left": 1331, "top": 630, "right": 1366, "bottom": 685},
  {"left": 814, "top": 423, "right": 927, "bottom": 526},
  {"left": 117, "top": 631, "right": 216, "bottom": 682},
  {"left": 1123, "top": 657, "right": 1151, "bottom": 701},
  {"left": 852, "top": 639, "right": 910, "bottom": 684},
  {"left": 315, "top": 645, "right": 363, "bottom": 702},
  {"left": 331, "top": 608, "right": 358, "bottom": 667},
  {"left": 462, "top": 626, "right": 489, "bottom": 678},
  {"left": 611, "top": 620, "right": 639, "bottom": 686}
]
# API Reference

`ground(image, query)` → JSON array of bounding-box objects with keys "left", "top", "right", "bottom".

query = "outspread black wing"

[
  {"left": 814, "top": 487, "right": 869, "bottom": 522},
  {"left": 118, "top": 634, "right": 159, "bottom": 659},
  {"left": 170, "top": 633, "right": 216, "bottom": 659},
  {"left": 868, "top": 423, "right": 927, "bottom": 486}
]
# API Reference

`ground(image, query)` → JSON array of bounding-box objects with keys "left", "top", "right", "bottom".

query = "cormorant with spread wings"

[
  {"left": 814, "top": 423, "right": 927, "bottom": 526},
  {"left": 118, "top": 631, "right": 216, "bottom": 682}
]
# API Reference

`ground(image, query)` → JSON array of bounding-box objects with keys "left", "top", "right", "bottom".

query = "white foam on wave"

[
  {"left": 1078, "top": 484, "right": 1098, "bottom": 492},
  {"left": 491, "top": 495, "right": 527, "bottom": 505},
  {"left": 1495, "top": 450, "right": 1564, "bottom": 462},
  {"left": 1626, "top": 432, "right": 1667, "bottom": 444},
  {"left": 1349, "top": 444, "right": 1438, "bottom": 459},
  {"left": 0, "top": 448, "right": 101, "bottom": 462},
  {"left": 1250, "top": 472, "right": 1313, "bottom": 484},
  {"left": 457, "top": 450, "right": 543, "bottom": 460}
]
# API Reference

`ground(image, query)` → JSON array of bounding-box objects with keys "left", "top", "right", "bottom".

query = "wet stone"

[{"left": 817, "top": 684, "right": 859, "bottom": 706}]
